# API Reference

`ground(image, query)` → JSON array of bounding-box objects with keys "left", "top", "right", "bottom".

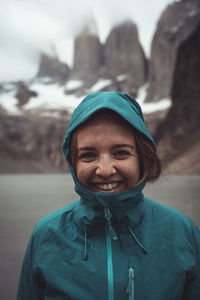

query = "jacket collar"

[{"left": 73, "top": 178, "right": 145, "bottom": 231}]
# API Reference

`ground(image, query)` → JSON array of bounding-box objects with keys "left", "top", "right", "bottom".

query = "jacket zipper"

[
  {"left": 126, "top": 267, "right": 135, "bottom": 300},
  {"left": 104, "top": 208, "right": 118, "bottom": 240},
  {"left": 106, "top": 224, "right": 114, "bottom": 300},
  {"left": 105, "top": 208, "right": 117, "bottom": 300}
]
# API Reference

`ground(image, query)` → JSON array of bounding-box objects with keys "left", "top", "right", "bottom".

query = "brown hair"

[
  {"left": 131, "top": 128, "right": 161, "bottom": 184},
  {"left": 70, "top": 110, "right": 161, "bottom": 184}
]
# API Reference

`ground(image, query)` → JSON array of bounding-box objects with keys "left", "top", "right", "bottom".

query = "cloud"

[{"left": 0, "top": 0, "right": 175, "bottom": 81}]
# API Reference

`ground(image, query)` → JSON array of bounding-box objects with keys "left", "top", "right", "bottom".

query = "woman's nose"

[{"left": 95, "top": 156, "right": 116, "bottom": 177}]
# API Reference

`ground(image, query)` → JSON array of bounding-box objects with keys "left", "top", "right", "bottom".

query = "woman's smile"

[
  {"left": 92, "top": 181, "right": 123, "bottom": 193},
  {"left": 75, "top": 111, "right": 140, "bottom": 193}
]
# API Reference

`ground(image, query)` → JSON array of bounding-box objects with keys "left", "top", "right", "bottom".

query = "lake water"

[{"left": 0, "top": 174, "right": 200, "bottom": 300}]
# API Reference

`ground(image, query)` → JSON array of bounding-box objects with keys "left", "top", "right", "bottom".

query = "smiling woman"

[
  {"left": 70, "top": 109, "right": 161, "bottom": 188},
  {"left": 71, "top": 109, "right": 160, "bottom": 193},
  {"left": 17, "top": 92, "right": 200, "bottom": 300},
  {"left": 73, "top": 110, "right": 140, "bottom": 193}
]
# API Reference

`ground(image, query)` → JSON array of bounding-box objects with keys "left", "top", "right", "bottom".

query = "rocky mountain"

[
  {"left": 0, "top": 112, "right": 68, "bottom": 173},
  {"left": 71, "top": 20, "right": 146, "bottom": 95},
  {"left": 155, "top": 20, "right": 200, "bottom": 173},
  {"left": 1, "top": 0, "right": 200, "bottom": 174},
  {"left": 73, "top": 28, "right": 104, "bottom": 82},
  {"left": 15, "top": 83, "right": 38, "bottom": 107},
  {"left": 104, "top": 21, "right": 147, "bottom": 91},
  {"left": 37, "top": 52, "right": 70, "bottom": 83},
  {"left": 145, "top": 0, "right": 200, "bottom": 102}
]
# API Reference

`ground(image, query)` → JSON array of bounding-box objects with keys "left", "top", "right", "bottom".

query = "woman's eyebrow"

[
  {"left": 77, "top": 144, "right": 135, "bottom": 152},
  {"left": 77, "top": 146, "right": 96, "bottom": 152},
  {"left": 112, "top": 144, "right": 135, "bottom": 149}
]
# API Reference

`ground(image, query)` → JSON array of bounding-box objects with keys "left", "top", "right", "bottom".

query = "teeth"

[{"left": 96, "top": 182, "right": 120, "bottom": 191}]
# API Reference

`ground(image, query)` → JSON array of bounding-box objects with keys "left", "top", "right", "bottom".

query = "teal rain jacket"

[{"left": 17, "top": 92, "right": 200, "bottom": 300}]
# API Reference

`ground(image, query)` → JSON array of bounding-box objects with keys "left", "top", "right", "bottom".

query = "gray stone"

[
  {"left": 155, "top": 20, "right": 200, "bottom": 173},
  {"left": 146, "top": 0, "right": 200, "bottom": 102},
  {"left": 37, "top": 53, "right": 70, "bottom": 83},
  {"left": 104, "top": 21, "right": 146, "bottom": 90},
  {"left": 73, "top": 22, "right": 103, "bottom": 81}
]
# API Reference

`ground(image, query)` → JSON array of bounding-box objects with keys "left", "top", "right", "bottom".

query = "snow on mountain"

[
  {"left": 0, "top": 81, "right": 171, "bottom": 116},
  {"left": 90, "top": 79, "right": 112, "bottom": 92},
  {"left": 65, "top": 80, "right": 83, "bottom": 91},
  {"left": 137, "top": 84, "right": 172, "bottom": 114},
  {"left": 23, "top": 82, "right": 84, "bottom": 113},
  {"left": 0, "top": 91, "right": 21, "bottom": 115}
]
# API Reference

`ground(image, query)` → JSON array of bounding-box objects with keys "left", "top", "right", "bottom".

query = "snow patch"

[
  {"left": 1, "top": 82, "right": 18, "bottom": 91},
  {"left": 0, "top": 81, "right": 172, "bottom": 117},
  {"left": 188, "top": 10, "right": 198, "bottom": 17},
  {"left": 171, "top": 26, "right": 179, "bottom": 33},
  {"left": 37, "top": 77, "right": 53, "bottom": 84},
  {"left": 65, "top": 80, "right": 83, "bottom": 90},
  {"left": 136, "top": 84, "right": 172, "bottom": 114},
  {"left": 0, "top": 92, "right": 21, "bottom": 115},
  {"left": 116, "top": 74, "right": 128, "bottom": 81},
  {"left": 40, "top": 111, "right": 61, "bottom": 118},
  {"left": 23, "top": 82, "right": 84, "bottom": 113},
  {"left": 136, "top": 83, "right": 148, "bottom": 103},
  {"left": 90, "top": 79, "right": 112, "bottom": 92},
  {"left": 141, "top": 98, "right": 172, "bottom": 114}
]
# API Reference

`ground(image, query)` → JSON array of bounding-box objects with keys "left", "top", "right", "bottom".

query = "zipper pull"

[
  {"left": 126, "top": 267, "right": 135, "bottom": 300},
  {"left": 104, "top": 208, "right": 118, "bottom": 240}
]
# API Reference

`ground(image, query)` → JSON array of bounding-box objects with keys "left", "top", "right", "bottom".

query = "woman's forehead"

[
  {"left": 79, "top": 109, "right": 131, "bottom": 130},
  {"left": 76, "top": 111, "right": 136, "bottom": 145}
]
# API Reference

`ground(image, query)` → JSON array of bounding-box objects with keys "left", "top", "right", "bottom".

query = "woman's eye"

[
  {"left": 79, "top": 152, "right": 96, "bottom": 161},
  {"left": 113, "top": 150, "right": 131, "bottom": 158}
]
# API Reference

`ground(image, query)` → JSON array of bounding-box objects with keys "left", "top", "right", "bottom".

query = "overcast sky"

[{"left": 0, "top": 0, "right": 177, "bottom": 81}]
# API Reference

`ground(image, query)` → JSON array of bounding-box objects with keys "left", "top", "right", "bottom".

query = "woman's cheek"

[
  {"left": 124, "top": 160, "right": 140, "bottom": 180},
  {"left": 76, "top": 162, "right": 94, "bottom": 183}
]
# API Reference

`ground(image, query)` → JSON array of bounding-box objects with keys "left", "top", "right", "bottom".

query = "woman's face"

[{"left": 75, "top": 112, "right": 140, "bottom": 193}]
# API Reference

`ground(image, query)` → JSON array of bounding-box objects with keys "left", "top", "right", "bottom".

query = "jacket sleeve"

[
  {"left": 182, "top": 223, "right": 200, "bottom": 300},
  {"left": 17, "top": 228, "right": 44, "bottom": 300}
]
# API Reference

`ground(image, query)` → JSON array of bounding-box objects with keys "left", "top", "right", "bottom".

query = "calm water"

[{"left": 0, "top": 174, "right": 200, "bottom": 300}]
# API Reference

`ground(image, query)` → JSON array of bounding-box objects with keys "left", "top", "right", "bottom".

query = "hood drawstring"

[
  {"left": 83, "top": 224, "right": 88, "bottom": 260},
  {"left": 126, "top": 267, "right": 135, "bottom": 300},
  {"left": 82, "top": 208, "right": 118, "bottom": 260},
  {"left": 82, "top": 212, "right": 147, "bottom": 261},
  {"left": 126, "top": 226, "right": 146, "bottom": 299},
  {"left": 104, "top": 208, "right": 118, "bottom": 240},
  {"left": 82, "top": 215, "right": 147, "bottom": 260},
  {"left": 128, "top": 225, "right": 148, "bottom": 254}
]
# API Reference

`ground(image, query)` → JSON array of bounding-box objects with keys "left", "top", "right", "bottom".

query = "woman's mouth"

[{"left": 92, "top": 181, "right": 123, "bottom": 192}]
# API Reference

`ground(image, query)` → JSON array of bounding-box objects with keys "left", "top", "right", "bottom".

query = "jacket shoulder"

[
  {"left": 143, "top": 197, "right": 200, "bottom": 240},
  {"left": 144, "top": 196, "right": 194, "bottom": 223},
  {"left": 33, "top": 200, "right": 79, "bottom": 235}
]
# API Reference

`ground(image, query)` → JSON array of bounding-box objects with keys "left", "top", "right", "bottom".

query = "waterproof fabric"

[{"left": 17, "top": 92, "right": 200, "bottom": 300}]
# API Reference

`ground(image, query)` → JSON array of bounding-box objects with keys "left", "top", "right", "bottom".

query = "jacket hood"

[{"left": 63, "top": 91, "right": 155, "bottom": 209}]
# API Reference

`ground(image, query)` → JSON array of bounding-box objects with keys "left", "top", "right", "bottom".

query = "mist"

[{"left": 0, "top": 0, "right": 176, "bottom": 81}]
